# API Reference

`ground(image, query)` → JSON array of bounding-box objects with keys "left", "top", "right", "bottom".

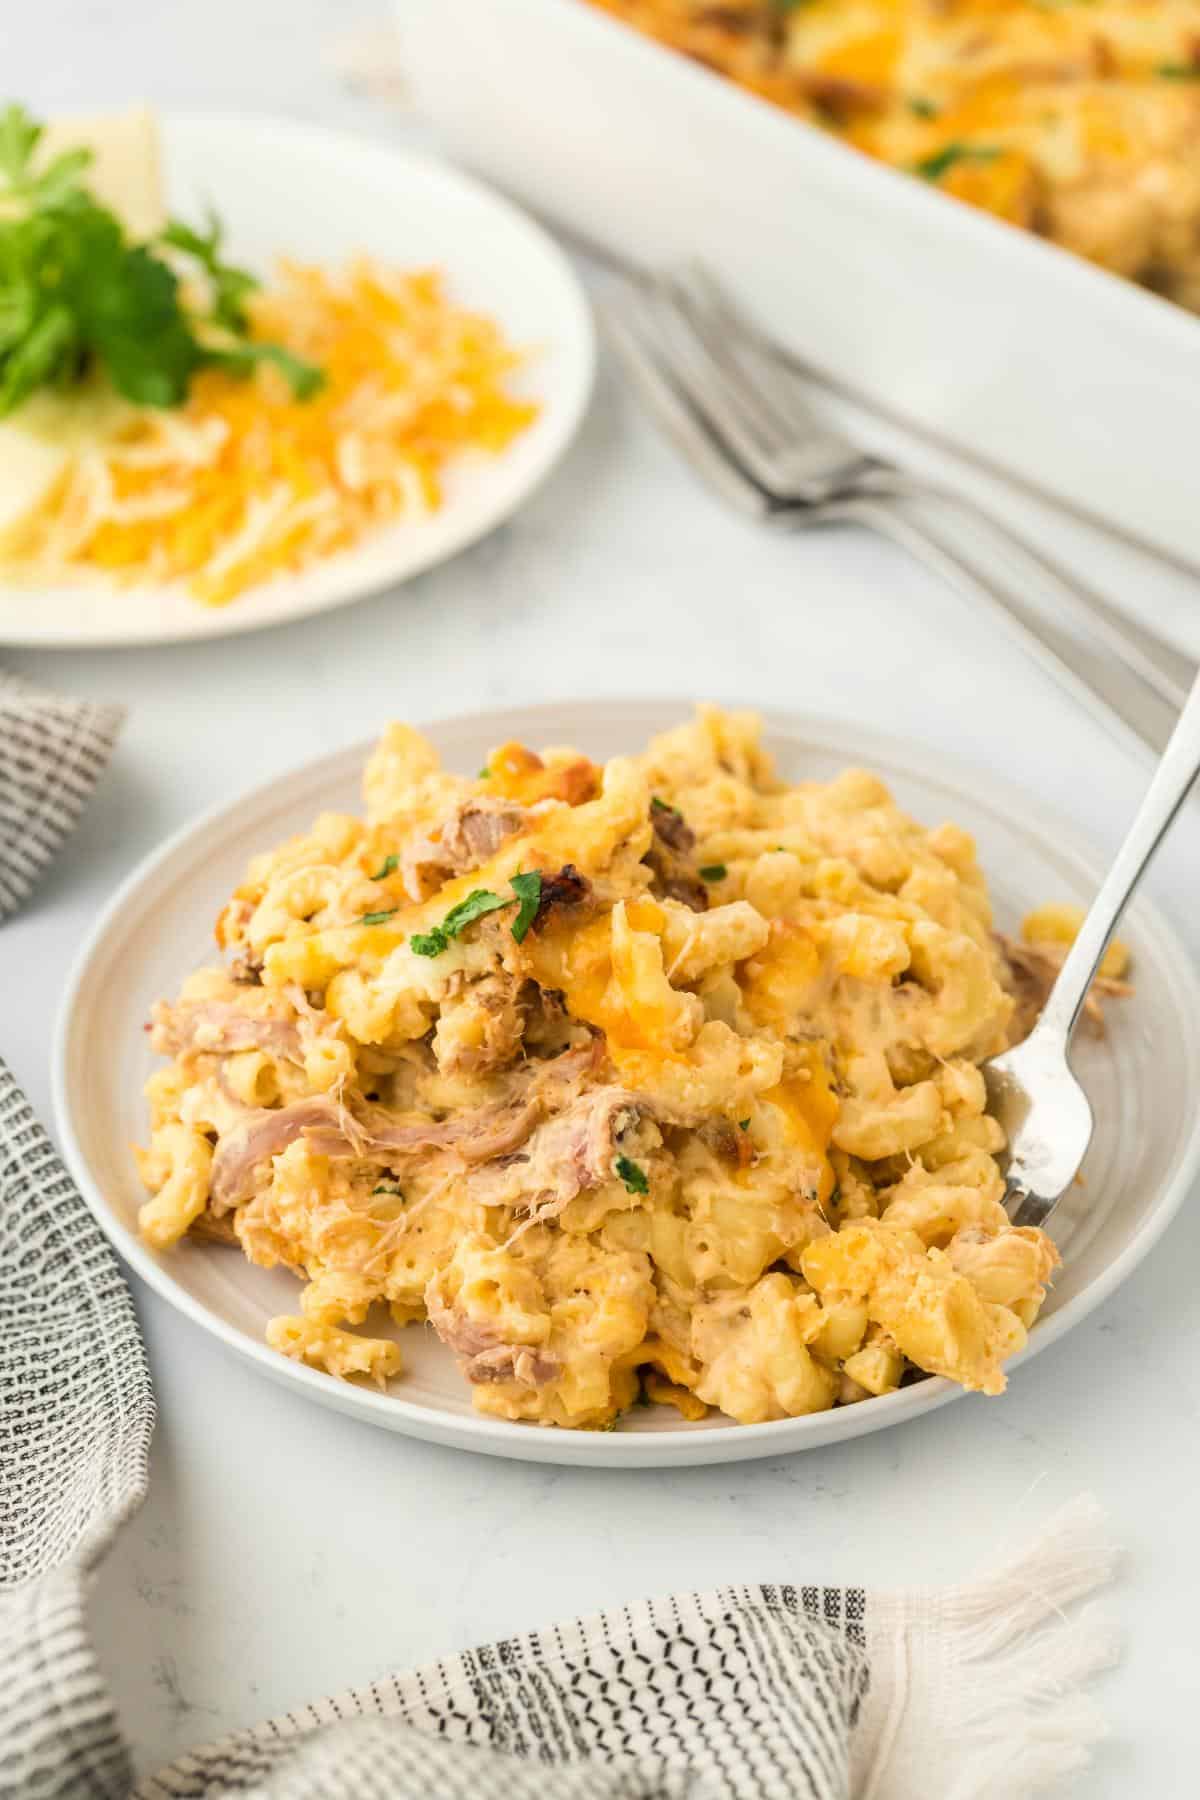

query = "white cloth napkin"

[{"left": 0, "top": 1048, "right": 1120, "bottom": 1800}]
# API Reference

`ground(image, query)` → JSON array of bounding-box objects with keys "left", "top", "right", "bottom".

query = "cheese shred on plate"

[{"left": 8, "top": 261, "right": 539, "bottom": 605}]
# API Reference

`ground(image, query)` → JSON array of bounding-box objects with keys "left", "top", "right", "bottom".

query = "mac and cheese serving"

[{"left": 137, "top": 708, "right": 1068, "bottom": 1429}]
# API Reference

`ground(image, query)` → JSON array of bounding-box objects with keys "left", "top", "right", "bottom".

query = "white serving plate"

[
  {"left": 0, "top": 115, "right": 593, "bottom": 648},
  {"left": 397, "top": 0, "right": 1200, "bottom": 570},
  {"left": 54, "top": 699, "right": 1200, "bottom": 1468}
]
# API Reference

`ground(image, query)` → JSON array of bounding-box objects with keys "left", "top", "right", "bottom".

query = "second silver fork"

[{"left": 602, "top": 267, "right": 1193, "bottom": 757}]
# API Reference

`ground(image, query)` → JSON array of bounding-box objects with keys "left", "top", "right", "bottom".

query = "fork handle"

[
  {"left": 1034, "top": 662, "right": 1200, "bottom": 1043},
  {"left": 836, "top": 491, "right": 1200, "bottom": 1045},
  {"left": 819, "top": 494, "right": 1178, "bottom": 760},
  {"left": 859, "top": 467, "right": 1195, "bottom": 710}
]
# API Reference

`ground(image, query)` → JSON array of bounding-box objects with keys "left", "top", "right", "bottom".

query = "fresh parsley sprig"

[
  {"left": 201, "top": 338, "right": 325, "bottom": 402},
  {"left": 160, "top": 211, "right": 259, "bottom": 332},
  {"left": 0, "top": 102, "right": 323, "bottom": 419}
]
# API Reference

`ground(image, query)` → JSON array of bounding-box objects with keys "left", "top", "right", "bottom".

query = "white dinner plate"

[
  {"left": 0, "top": 116, "right": 593, "bottom": 649},
  {"left": 54, "top": 699, "right": 1200, "bottom": 1467}
]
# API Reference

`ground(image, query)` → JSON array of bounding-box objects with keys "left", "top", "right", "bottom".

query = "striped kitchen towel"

[
  {"left": 0, "top": 1055, "right": 1119, "bottom": 1800},
  {"left": 0, "top": 667, "right": 123, "bottom": 923}
]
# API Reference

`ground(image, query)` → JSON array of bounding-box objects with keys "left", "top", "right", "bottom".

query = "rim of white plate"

[
  {"left": 52, "top": 699, "right": 1200, "bottom": 1467},
  {"left": 0, "top": 113, "right": 594, "bottom": 649}
]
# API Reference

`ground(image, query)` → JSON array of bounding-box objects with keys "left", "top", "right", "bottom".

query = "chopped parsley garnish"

[
  {"left": 478, "top": 765, "right": 491, "bottom": 779},
  {"left": 441, "top": 888, "right": 511, "bottom": 935},
  {"left": 410, "top": 886, "right": 509, "bottom": 956},
  {"left": 908, "top": 97, "right": 940, "bottom": 119},
  {"left": 410, "top": 875, "right": 546, "bottom": 957},
  {"left": 372, "top": 1180, "right": 404, "bottom": 1198},
  {"left": 360, "top": 908, "right": 398, "bottom": 926},
  {"left": 615, "top": 1156, "right": 649, "bottom": 1195},
  {"left": 1157, "top": 63, "right": 1200, "bottom": 80},
  {"left": 913, "top": 143, "right": 1002, "bottom": 182},
  {"left": 0, "top": 103, "right": 323, "bottom": 418},
  {"left": 371, "top": 853, "right": 399, "bottom": 880},
  {"left": 699, "top": 863, "right": 727, "bottom": 882},
  {"left": 738, "top": 1118, "right": 750, "bottom": 1132},
  {"left": 509, "top": 870, "right": 543, "bottom": 944}
]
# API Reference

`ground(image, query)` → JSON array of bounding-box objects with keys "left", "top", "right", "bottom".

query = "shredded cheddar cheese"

[{"left": 8, "top": 260, "right": 539, "bottom": 604}]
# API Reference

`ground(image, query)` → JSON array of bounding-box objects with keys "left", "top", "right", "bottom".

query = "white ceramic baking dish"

[{"left": 397, "top": 0, "right": 1200, "bottom": 569}]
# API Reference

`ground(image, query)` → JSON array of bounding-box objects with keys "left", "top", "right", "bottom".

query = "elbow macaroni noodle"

[{"left": 136, "top": 707, "right": 1113, "bottom": 1428}]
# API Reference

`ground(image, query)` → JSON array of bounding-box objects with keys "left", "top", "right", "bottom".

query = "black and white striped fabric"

[
  {"left": 0, "top": 1058, "right": 153, "bottom": 1800},
  {"left": 0, "top": 1046, "right": 1120, "bottom": 1800},
  {"left": 0, "top": 668, "right": 124, "bottom": 923},
  {"left": 139, "top": 1585, "right": 866, "bottom": 1800}
]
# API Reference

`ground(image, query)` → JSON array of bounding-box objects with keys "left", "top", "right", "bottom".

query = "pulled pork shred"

[
  {"left": 997, "top": 933, "right": 1132, "bottom": 1042},
  {"left": 209, "top": 1043, "right": 602, "bottom": 1211}
]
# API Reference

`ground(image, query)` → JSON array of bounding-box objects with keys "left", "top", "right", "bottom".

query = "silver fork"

[
  {"left": 601, "top": 267, "right": 1200, "bottom": 1229},
  {"left": 647, "top": 266, "right": 1194, "bottom": 710},
  {"left": 985, "top": 662, "right": 1200, "bottom": 1226},
  {"left": 601, "top": 269, "right": 1193, "bottom": 756}
]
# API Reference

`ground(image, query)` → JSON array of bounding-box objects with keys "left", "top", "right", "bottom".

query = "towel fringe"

[
  {"left": 933, "top": 1497, "right": 1120, "bottom": 1799},
  {"left": 946, "top": 1494, "right": 1120, "bottom": 1655}
]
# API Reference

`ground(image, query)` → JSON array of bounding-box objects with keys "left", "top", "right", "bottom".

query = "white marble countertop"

[{"left": 5, "top": 3, "right": 1200, "bottom": 1789}]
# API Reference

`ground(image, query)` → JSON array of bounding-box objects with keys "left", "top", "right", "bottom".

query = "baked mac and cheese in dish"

[
  {"left": 137, "top": 708, "right": 1068, "bottom": 1429},
  {"left": 587, "top": 1, "right": 1200, "bottom": 308}
]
